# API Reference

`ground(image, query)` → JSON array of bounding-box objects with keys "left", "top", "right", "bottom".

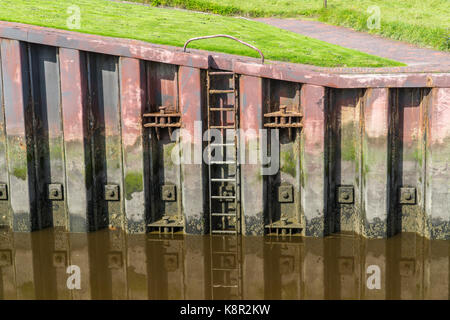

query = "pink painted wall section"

[
  {"left": 179, "top": 67, "right": 202, "bottom": 139},
  {"left": 0, "top": 39, "right": 34, "bottom": 231},
  {"left": 60, "top": 48, "right": 91, "bottom": 232},
  {"left": 119, "top": 57, "right": 147, "bottom": 233},
  {"left": 426, "top": 88, "right": 450, "bottom": 239},
  {"left": 362, "top": 88, "right": 389, "bottom": 237},
  {"left": 300, "top": 84, "right": 327, "bottom": 236},
  {"left": 179, "top": 66, "right": 206, "bottom": 233},
  {"left": 239, "top": 75, "right": 265, "bottom": 235},
  {"left": 430, "top": 88, "right": 450, "bottom": 145}
]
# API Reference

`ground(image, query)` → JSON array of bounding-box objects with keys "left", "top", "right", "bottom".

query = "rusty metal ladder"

[
  {"left": 206, "top": 70, "right": 243, "bottom": 299},
  {"left": 206, "top": 70, "right": 241, "bottom": 235}
]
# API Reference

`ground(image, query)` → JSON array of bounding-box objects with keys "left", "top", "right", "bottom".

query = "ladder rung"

[
  {"left": 211, "top": 213, "right": 237, "bottom": 217},
  {"left": 210, "top": 143, "right": 235, "bottom": 147},
  {"left": 212, "top": 251, "right": 238, "bottom": 255},
  {"left": 210, "top": 178, "right": 235, "bottom": 182},
  {"left": 209, "top": 107, "right": 235, "bottom": 112},
  {"left": 210, "top": 89, "right": 234, "bottom": 94},
  {"left": 210, "top": 125, "right": 235, "bottom": 129},
  {"left": 211, "top": 230, "right": 237, "bottom": 235},
  {"left": 212, "top": 285, "right": 239, "bottom": 288},
  {"left": 210, "top": 160, "right": 236, "bottom": 164},
  {"left": 209, "top": 71, "right": 234, "bottom": 75},
  {"left": 211, "top": 195, "right": 236, "bottom": 200}
]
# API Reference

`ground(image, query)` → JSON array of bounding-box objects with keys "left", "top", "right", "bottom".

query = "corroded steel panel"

[
  {"left": 60, "top": 48, "right": 92, "bottom": 232},
  {"left": 178, "top": 66, "right": 206, "bottom": 234},
  {"left": 328, "top": 89, "right": 364, "bottom": 234},
  {"left": 0, "top": 39, "right": 36, "bottom": 232},
  {"left": 88, "top": 53, "right": 124, "bottom": 230},
  {"left": 266, "top": 80, "right": 302, "bottom": 234},
  {"left": 389, "top": 88, "right": 430, "bottom": 237},
  {"left": 362, "top": 88, "right": 390, "bottom": 238},
  {"left": 427, "top": 88, "right": 450, "bottom": 240},
  {"left": 239, "top": 75, "right": 265, "bottom": 236},
  {"left": 146, "top": 62, "right": 182, "bottom": 223},
  {"left": 300, "top": 85, "right": 327, "bottom": 237},
  {"left": 28, "top": 44, "right": 66, "bottom": 229},
  {"left": 119, "top": 57, "right": 147, "bottom": 233}
]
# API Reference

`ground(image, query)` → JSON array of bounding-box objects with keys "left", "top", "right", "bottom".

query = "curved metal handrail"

[{"left": 183, "top": 34, "right": 264, "bottom": 64}]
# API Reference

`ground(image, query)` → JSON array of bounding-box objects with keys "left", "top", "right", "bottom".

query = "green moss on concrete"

[
  {"left": 125, "top": 171, "right": 144, "bottom": 200},
  {"left": 280, "top": 150, "right": 296, "bottom": 177},
  {"left": 13, "top": 167, "right": 27, "bottom": 180}
]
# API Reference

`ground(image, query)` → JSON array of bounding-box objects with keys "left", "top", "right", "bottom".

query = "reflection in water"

[{"left": 0, "top": 228, "right": 448, "bottom": 300}]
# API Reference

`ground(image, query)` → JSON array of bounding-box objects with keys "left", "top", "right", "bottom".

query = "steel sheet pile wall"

[{"left": 0, "top": 23, "right": 448, "bottom": 239}]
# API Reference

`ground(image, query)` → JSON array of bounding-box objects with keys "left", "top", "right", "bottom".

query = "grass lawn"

[
  {"left": 137, "top": 0, "right": 450, "bottom": 51},
  {"left": 0, "top": 0, "right": 403, "bottom": 67}
]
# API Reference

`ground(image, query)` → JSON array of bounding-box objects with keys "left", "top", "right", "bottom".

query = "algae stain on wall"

[{"left": 125, "top": 171, "right": 143, "bottom": 200}]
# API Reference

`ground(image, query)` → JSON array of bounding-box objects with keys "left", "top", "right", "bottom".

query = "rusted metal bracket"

[
  {"left": 147, "top": 215, "right": 184, "bottom": 235},
  {"left": 143, "top": 106, "right": 181, "bottom": 140},
  {"left": 264, "top": 105, "right": 303, "bottom": 139},
  {"left": 183, "top": 34, "right": 265, "bottom": 64}
]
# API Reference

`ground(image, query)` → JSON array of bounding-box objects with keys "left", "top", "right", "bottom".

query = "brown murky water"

[{"left": 0, "top": 228, "right": 448, "bottom": 300}]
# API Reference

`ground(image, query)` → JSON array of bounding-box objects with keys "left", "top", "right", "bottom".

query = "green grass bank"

[
  {"left": 0, "top": 0, "right": 403, "bottom": 67},
  {"left": 136, "top": 0, "right": 450, "bottom": 51}
]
